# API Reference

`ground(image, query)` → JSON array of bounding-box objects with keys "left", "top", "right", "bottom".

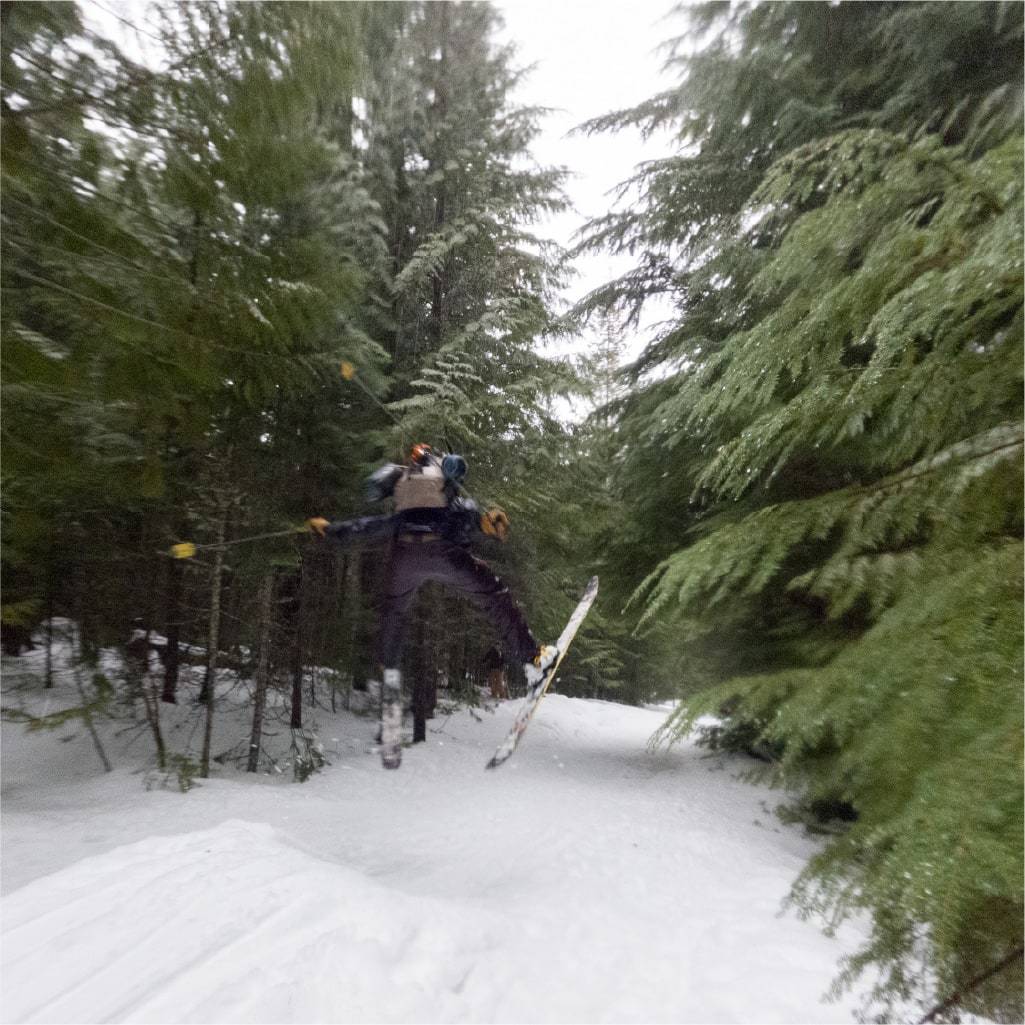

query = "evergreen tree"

[
  {"left": 3, "top": 0, "right": 396, "bottom": 767},
  {"left": 1, "top": 0, "right": 184, "bottom": 658},
  {"left": 578, "top": 2, "right": 1023, "bottom": 1018},
  {"left": 2, "top": 0, "right": 580, "bottom": 768},
  {"left": 350, "top": 2, "right": 578, "bottom": 695}
]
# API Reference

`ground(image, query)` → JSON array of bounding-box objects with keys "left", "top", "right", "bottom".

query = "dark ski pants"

[{"left": 376, "top": 539, "right": 537, "bottom": 671}]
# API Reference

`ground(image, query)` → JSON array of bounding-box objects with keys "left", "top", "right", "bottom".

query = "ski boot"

[{"left": 524, "top": 645, "right": 559, "bottom": 690}]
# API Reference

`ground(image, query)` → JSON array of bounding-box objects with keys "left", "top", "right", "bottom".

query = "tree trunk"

[
  {"left": 411, "top": 589, "right": 437, "bottom": 743},
  {"left": 449, "top": 592, "right": 469, "bottom": 695},
  {"left": 43, "top": 582, "right": 54, "bottom": 689},
  {"left": 144, "top": 689, "right": 167, "bottom": 770},
  {"left": 71, "top": 639, "right": 111, "bottom": 774},
  {"left": 289, "top": 563, "right": 304, "bottom": 730},
  {"left": 352, "top": 549, "right": 376, "bottom": 690},
  {"left": 161, "top": 556, "right": 182, "bottom": 703},
  {"left": 289, "top": 652, "right": 303, "bottom": 729},
  {"left": 199, "top": 496, "right": 229, "bottom": 778},
  {"left": 428, "top": 3, "right": 450, "bottom": 349},
  {"left": 139, "top": 636, "right": 167, "bottom": 771},
  {"left": 247, "top": 572, "right": 276, "bottom": 773},
  {"left": 315, "top": 548, "right": 338, "bottom": 711}
]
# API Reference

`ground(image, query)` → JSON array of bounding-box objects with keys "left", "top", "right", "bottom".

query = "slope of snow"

[{"left": 1, "top": 647, "right": 874, "bottom": 1024}]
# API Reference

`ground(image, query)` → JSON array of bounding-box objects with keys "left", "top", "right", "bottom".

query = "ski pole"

[
  {"left": 342, "top": 360, "right": 456, "bottom": 468},
  {"left": 340, "top": 360, "right": 405, "bottom": 432},
  {"left": 168, "top": 526, "right": 308, "bottom": 560}
]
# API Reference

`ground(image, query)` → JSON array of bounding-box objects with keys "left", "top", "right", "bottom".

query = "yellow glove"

[
  {"left": 307, "top": 517, "right": 330, "bottom": 538},
  {"left": 480, "top": 506, "right": 509, "bottom": 542}
]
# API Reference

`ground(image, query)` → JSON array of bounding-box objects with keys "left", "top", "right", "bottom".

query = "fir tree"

[{"left": 351, "top": 2, "right": 579, "bottom": 691}]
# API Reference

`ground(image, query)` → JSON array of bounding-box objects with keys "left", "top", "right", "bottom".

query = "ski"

[
  {"left": 379, "top": 669, "right": 403, "bottom": 769},
  {"left": 486, "top": 575, "right": 599, "bottom": 770}
]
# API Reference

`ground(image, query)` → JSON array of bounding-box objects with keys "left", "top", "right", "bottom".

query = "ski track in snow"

[{"left": 1, "top": 683, "right": 872, "bottom": 1024}]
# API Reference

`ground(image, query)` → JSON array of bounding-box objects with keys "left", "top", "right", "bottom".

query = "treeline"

[
  {"left": 1, "top": 0, "right": 644, "bottom": 772},
  {"left": 575, "top": 2, "right": 1023, "bottom": 1021},
  {"left": 3, "top": 1, "right": 1023, "bottom": 1018}
]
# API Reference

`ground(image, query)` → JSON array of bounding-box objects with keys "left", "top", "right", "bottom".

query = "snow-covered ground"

[{"left": 1, "top": 639, "right": 874, "bottom": 1024}]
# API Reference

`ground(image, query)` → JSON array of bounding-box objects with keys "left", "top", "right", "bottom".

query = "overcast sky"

[{"left": 495, "top": 1, "right": 681, "bottom": 360}]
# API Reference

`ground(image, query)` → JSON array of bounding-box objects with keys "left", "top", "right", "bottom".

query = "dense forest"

[{"left": 2, "top": 1, "right": 1021, "bottom": 1020}]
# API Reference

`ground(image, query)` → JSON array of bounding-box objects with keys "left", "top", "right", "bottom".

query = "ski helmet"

[{"left": 410, "top": 442, "right": 433, "bottom": 465}]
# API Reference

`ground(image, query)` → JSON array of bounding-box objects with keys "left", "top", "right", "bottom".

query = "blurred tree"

[
  {"left": 2, "top": 0, "right": 392, "bottom": 769},
  {"left": 345, "top": 2, "right": 580, "bottom": 707},
  {"left": 1, "top": 0, "right": 584, "bottom": 773}
]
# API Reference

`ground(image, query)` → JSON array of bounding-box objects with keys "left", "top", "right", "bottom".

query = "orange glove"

[
  {"left": 480, "top": 506, "right": 509, "bottom": 542},
  {"left": 307, "top": 517, "right": 330, "bottom": 537}
]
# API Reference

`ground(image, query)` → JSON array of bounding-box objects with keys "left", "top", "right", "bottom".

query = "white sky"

[{"left": 495, "top": 1, "right": 682, "bottom": 362}]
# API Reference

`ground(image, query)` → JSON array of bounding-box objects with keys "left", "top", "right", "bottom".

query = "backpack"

[{"left": 393, "top": 460, "right": 448, "bottom": 511}]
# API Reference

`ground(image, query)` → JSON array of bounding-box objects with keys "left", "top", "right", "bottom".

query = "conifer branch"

[
  {"left": 87, "top": 0, "right": 166, "bottom": 45},
  {"left": 917, "top": 946, "right": 1024, "bottom": 1024},
  {"left": 5, "top": 233, "right": 177, "bottom": 285},
  {"left": 7, "top": 269, "right": 183, "bottom": 366},
  {"left": 853, "top": 426, "right": 1023, "bottom": 500},
  {"left": 3, "top": 196, "right": 162, "bottom": 275},
  {"left": 9, "top": 268, "right": 312, "bottom": 364},
  {"left": 22, "top": 35, "right": 241, "bottom": 119}
]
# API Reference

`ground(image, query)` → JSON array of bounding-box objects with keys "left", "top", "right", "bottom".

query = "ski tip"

[{"left": 575, "top": 575, "right": 599, "bottom": 604}]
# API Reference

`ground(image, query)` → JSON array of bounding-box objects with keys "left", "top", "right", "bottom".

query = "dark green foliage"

[
  {"left": 2, "top": 0, "right": 388, "bottom": 658},
  {"left": 579, "top": 1, "right": 1023, "bottom": 1018},
  {"left": 1, "top": 1, "right": 577, "bottom": 768},
  {"left": 350, "top": 2, "right": 583, "bottom": 678},
  {"left": 6, "top": 5, "right": 1022, "bottom": 1016}
]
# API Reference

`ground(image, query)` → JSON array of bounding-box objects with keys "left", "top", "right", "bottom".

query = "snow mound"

[{"left": 3, "top": 819, "right": 503, "bottom": 1024}]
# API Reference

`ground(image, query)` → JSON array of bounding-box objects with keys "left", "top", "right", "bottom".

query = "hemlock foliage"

[
  {"left": 579, "top": 2, "right": 1023, "bottom": 1020},
  {"left": 2, "top": 2, "right": 1023, "bottom": 1019}
]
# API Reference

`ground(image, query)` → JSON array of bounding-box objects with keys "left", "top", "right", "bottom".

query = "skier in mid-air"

[{"left": 308, "top": 443, "right": 556, "bottom": 767}]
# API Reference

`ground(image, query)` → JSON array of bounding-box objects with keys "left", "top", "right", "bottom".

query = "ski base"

[{"left": 379, "top": 687, "right": 403, "bottom": 770}]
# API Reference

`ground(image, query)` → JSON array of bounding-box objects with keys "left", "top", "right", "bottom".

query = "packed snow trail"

[{"left": 2, "top": 687, "right": 872, "bottom": 1023}]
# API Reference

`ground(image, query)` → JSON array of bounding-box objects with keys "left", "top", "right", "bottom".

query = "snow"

[{"left": 1, "top": 639, "right": 874, "bottom": 1024}]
